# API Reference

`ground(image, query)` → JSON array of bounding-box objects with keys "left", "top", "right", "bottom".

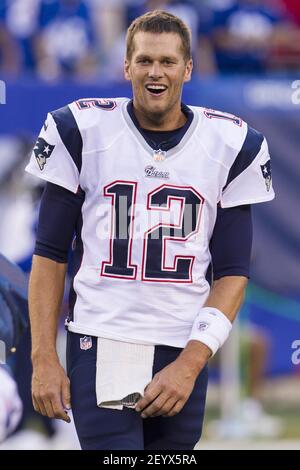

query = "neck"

[{"left": 133, "top": 101, "right": 187, "bottom": 131}]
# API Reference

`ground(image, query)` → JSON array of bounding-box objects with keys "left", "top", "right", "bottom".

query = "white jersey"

[{"left": 26, "top": 97, "right": 274, "bottom": 347}]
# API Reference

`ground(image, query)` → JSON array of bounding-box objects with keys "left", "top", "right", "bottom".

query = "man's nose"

[{"left": 148, "top": 62, "right": 163, "bottom": 79}]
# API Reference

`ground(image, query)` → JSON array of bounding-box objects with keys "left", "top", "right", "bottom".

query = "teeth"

[{"left": 146, "top": 85, "right": 167, "bottom": 91}]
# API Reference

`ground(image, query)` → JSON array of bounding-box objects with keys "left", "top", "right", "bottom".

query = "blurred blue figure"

[
  {"left": 0, "top": 0, "right": 22, "bottom": 75},
  {"left": 0, "top": 253, "right": 28, "bottom": 353},
  {"left": 1, "top": 0, "right": 97, "bottom": 77},
  {"left": 35, "top": 0, "right": 97, "bottom": 80},
  {"left": 209, "top": 0, "right": 288, "bottom": 73},
  {"left": 0, "top": 254, "right": 28, "bottom": 442},
  {"left": 0, "top": 0, "right": 41, "bottom": 74}
]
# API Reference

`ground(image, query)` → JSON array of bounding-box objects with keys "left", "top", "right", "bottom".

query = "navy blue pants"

[{"left": 66, "top": 332, "right": 208, "bottom": 450}]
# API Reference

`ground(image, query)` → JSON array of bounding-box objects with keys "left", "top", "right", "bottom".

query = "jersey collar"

[{"left": 123, "top": 99, "right": 199, "bottom": 159}]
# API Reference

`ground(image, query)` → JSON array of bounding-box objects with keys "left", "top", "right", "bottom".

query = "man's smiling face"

[{"left": 124, "top": 31, "right": 193, "bottom": 129}]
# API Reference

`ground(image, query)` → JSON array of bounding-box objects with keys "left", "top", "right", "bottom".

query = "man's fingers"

[
  {"left": 32, "top": 395, "right": 43, "bottom": 416},
  {"left": 163, "top": 400, "right": 183, "bottom": 417},
  {"left": 35, "top": 393, "right": 71, "bottom": 422},
  {"left": 140, "top": 394, "right": 174, "bottom": 418},
  {"left": 32, "top": 381, "right": 71, "bottom": 423},
  {"left": 33, "top": 394, "right": 48, "bottom": 417},
  {"left": 150, "top": 396, "right": 178, "bottom": 418},
  {"left": 51, "top": 397, "right": 71, "bottom": 423},
  {"left": 62, "top": 378, "right": 71, "bottom": 410},
  {"left": 135, "top": 384, "right": 161, "bottom": 412},
  {"left": 43, "top": 397, "right": 56, "bottom": 419},
  {"left": 34, "top": 390, "right": 57, "bottom": 418}
]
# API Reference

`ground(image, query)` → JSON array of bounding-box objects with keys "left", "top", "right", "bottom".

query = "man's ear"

[
  {"left": 184, "top": 59, "right": 193, "bottom": 83},
  {"left": 124, "top": 59, "right": 131, "bottom": 81}
]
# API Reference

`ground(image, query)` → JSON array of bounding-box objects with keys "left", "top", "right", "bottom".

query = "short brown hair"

[{"left": 126, "top": 10, "right": 192, "bottom": 62}]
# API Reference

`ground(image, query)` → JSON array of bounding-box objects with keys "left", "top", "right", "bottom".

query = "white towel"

[{"left": 96, "top": 337, "right": 155, "bottom": 410}]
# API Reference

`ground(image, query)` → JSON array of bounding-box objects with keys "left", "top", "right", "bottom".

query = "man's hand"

[
  {"left": 32, "top": 355, "right": 71, "bottom": 423},
  {"left": 135, "top": 341, "right": 211, "bottom": 419},
  {"left": 135, "top": 358, "right": 201, "bottom": 419}
]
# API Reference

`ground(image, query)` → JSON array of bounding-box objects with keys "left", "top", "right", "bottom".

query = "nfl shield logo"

[
  {"left": 153, "top": 149, "right": 166, "bottom": 162},
  {"left": 80, "top": 336, "right": 92, "bottom": 350}
]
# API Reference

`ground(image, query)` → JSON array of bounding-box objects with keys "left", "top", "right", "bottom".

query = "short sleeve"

[
  {"left": 25, "top": 106, "right": 82, "bottom": 194},
  {"left": 220, "top": 127, "right": 275, "bottom": 208}
]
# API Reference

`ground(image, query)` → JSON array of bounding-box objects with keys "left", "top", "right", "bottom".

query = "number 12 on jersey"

[{"left": 101, "top": 181, "right": 204, "bottom": 283}]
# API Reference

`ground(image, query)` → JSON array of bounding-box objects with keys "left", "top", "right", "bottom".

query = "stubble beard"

[{"left": 139, "top": 94, "right": 180, "bottom": 128}]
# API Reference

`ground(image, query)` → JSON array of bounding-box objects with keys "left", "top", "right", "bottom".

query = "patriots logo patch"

[
  {"left": 33, "top": 137, "right": 55, "bottom": 171},
  {"left": 260, "top": 160, "right": 272, "bottom": 192}
]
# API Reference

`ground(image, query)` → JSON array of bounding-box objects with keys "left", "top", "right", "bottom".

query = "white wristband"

[{"left": 188, "top": 307, "right": 232, "bottom": 356}]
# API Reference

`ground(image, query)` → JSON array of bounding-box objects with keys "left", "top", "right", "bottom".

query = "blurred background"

[{"left": 0, "top": 0, "right": 299, "bottom": 450}]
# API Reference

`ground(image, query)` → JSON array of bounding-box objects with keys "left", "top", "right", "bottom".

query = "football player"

[{"left": 25, "top": 10, "right": 274, "bottom": 450}]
